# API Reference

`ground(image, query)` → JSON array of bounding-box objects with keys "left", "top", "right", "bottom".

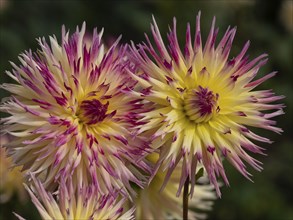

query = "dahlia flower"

[
  {"left": 15, "top": 175, "right": 134, "bottom": 220},
  {"left": 0, "top": 135, "right": 27, "bottom": 203},
  {"left": 128, "top": 12, "right": 284, "bottom": 197},
  {"left": 131, "top": 153, "right": 216, "bottom": 220},
  {"left": 0, "top": 22, "right": 148, "bottom": 195}
]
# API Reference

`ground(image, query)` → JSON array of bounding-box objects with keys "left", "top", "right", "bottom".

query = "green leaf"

[{"left": 195, "top": 167, "right": 204, "bottom": 180}]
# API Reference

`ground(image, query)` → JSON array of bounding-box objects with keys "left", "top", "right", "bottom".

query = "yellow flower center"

[{"left": 183, "top": 86, "right": 220, "bottom": 123}]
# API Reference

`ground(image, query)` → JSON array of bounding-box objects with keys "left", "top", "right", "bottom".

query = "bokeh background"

[{"left": 0, "top": 0, "right": 292, "bottom": 219}]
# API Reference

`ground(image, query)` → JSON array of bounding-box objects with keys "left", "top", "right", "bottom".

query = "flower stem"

[{"left": 183, "top": 176, "right": 189, "bottom": 220}]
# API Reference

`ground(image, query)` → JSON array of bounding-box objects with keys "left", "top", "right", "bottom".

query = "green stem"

[{"left": 183, "top": 177, "right": 189, "bottom": 220}]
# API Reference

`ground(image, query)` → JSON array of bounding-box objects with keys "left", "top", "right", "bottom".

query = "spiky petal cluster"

[
  {"left": 129, "top": 12, "right": 284, "bottom": 196},
  {"left": 132, "top": 153, "right": 216, "bottom": 220},
  {"left": 15, "top": 175, "right": 134, "bottom": 220},
  {"left": 0, "top": 135, "right": 27, "bottom": 203},
  {"left": 0, "top": 23, "right": 149, "bottom": 195}
]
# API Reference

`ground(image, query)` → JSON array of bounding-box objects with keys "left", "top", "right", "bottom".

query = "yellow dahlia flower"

[
  {"left": 133, "top": 153, "right": 216, "bottom": 220},
  {"left": 0, "top": 23, "right": 149, "bottom": 195},
  {"left": 0, "top": 135, "right": 27, "bottom": 203},
  {"left": 128, "top": 12, "right": 284, "bottom": 197},
  {"left": 15, "top": 175, "right": 134, "bottom": 220}
]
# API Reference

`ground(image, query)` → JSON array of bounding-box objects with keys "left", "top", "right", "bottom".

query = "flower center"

[
  {"left": 183, "top": 86, "right": 219, "bottom": 123},
  {"left": 78, "top": 99, "right": 108, "bottom": 125}
]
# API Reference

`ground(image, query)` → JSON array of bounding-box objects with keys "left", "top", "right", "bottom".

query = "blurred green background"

[{"left": 0, "top": 0, "right": 292, "bottom": 219}]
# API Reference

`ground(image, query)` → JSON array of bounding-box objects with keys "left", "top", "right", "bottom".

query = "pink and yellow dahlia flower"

[
  {"left": 16, "top": 175, "right": 134, "bottom": 220},
  {"left": 0, "top": 23, "right": 148, "bottom": 195},
  {"left": 128, "top": 12, "right": 284, "bottom": 197},
  {"left": 133, "top": 153, "right": 216, "bottom": 220}
]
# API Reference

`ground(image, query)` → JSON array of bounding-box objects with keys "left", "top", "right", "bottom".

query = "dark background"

[{"left": 0, "top": 0, "right": 292, "bottom": 219}]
